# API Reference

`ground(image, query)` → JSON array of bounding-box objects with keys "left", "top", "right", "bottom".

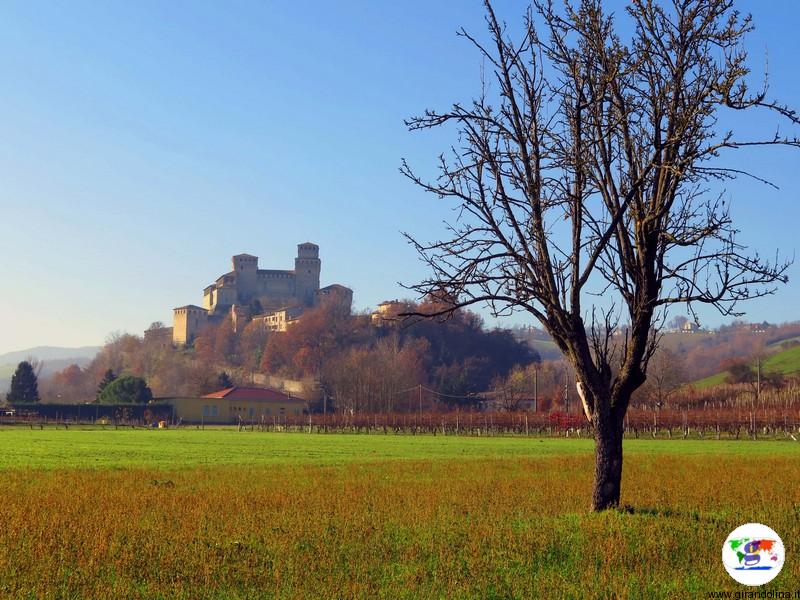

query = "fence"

[
  {"left": 2, "top": 404, "right": 798, "bottom": 439},
  {"left": 0, "top": 403, "right": 173, "bottom": 427},
  {"left": 219, "top": 406, "right": 800, "bottom": 439}
]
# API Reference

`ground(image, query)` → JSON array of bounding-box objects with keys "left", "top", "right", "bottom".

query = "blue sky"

[{"left": 0, "top": 1, "right": 797, "bottom": 355}]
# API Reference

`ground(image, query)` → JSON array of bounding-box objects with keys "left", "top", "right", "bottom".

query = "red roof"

[{"left": 202, "top": 386, "right": 293, "bottom": 401}]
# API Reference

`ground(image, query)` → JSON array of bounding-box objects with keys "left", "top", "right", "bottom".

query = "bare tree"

[
  {"left": 492, "top": 370, "right": 525, "bottom": 411},
  {"left": 402, "top": 0, "right": 797, "bottom": 510},
  {"left": 637, "top": 347, "right": 684, "bottom": 410}
]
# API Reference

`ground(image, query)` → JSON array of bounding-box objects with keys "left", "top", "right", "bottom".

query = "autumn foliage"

[{"left": 38, "top": 303, "right": 536, "bottom": 412}]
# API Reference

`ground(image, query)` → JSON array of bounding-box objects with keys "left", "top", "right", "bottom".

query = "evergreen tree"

[
  {"left": 217, "top": 371, "right": 233, "bottom": 389},
  {"left": 97, "top": 376, "right": 152, "bottom": 404},
  {"left": 96, "top": 369, "right": 117, "bottom": 400},
  {"left": 6, "top": 361, "right": 40, "bottom": 403}
]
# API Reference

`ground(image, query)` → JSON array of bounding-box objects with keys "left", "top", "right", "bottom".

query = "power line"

[{"left": 390, "top": 383, "right": 482, "bottom": 401}]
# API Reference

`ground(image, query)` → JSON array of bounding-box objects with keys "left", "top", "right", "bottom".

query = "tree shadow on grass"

[{"left": 618, "top": 505, "right": 725, "bottom": 523}]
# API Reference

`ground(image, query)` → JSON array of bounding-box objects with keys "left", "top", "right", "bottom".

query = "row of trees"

[
  {"left": 31, "top": 299, "right": 538, "bottom": 410},
  {"left": 28, "top": 302, "right": 799, "bottom": 413},
  {"left": 7, "top": 361, "right": 152, "bottom": 405}
]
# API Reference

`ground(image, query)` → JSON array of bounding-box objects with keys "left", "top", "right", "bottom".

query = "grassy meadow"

[{"left": 0, "top": 428, "right": 797, "bottom": 598}]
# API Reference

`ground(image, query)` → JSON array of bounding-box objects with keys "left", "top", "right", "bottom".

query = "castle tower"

[
  {"left": 294, "top": 242, "right": 321, "bottom": 306},
  {"left": 172, "top": 305, "right": 209, "bottom": 346},
  {"left": 232, "top": 253, "right": 258, "bottom": 302}
]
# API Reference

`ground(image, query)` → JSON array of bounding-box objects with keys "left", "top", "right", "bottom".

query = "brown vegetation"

[
  {"left": 39, "top": 302, "right": 536, "bottom": 410},
  {"left": 0, "top": 453, "right": 797, "bottom": 598}
]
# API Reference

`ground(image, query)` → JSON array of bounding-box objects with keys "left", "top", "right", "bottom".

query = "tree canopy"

[
  {"left": 6, "top": 361, "right": 40, "bottom": 404},
  {"left": 96, "top": 369, "right": 117, "bottom": 400},
  {"left": 97, "top": 376, "right": 153, "bottom": 404}
]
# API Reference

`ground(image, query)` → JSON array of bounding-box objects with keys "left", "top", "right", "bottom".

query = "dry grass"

[{"left": 0, "top": 452, "right": 797, "bottom": 598}]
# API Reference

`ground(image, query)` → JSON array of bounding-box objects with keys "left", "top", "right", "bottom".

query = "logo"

[{"left": 722, "top": 523, "right": 784, "bottom": 586}]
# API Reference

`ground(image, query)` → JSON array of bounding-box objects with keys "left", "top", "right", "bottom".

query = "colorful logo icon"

[{"left": 722, "top": 523, "right": 784, "bottom": 586}]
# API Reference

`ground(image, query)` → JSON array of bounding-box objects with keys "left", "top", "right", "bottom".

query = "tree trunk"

[{"left": 592, "top": 409, "right": 625, "bottom": 511}]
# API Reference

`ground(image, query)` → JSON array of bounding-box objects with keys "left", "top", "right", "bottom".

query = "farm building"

[{"left": 168, "top": 386, "right": 306, "bottom": 424}]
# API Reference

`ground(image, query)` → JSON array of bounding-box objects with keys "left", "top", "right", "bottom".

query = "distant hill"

[
  {"left": 511, "top": 328, "right": 563, "bottom": 360},
  {"left": 528, "top": 338, "right": 562, "bottom": 361},
  {"left": 691, "top": 343, "right": 800, "bottom": 389},
  {"left": 0, "top": 346, "right": 101, "bottom": 365},
  {"left": 516, "top": 329, "right": 719, "bottom": 362},
  {"left": 0, "top": 346, "right": 100, "bottom": 394},
  {"left": 657, "top": 331, "right": 717, "bottom": 352}
]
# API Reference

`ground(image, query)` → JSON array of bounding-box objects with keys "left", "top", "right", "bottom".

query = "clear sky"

[{"left": 0, "top": 1, "right": 797, "bottom": 355}]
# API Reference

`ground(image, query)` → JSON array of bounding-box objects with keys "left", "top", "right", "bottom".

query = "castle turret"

[
  {"left": 294, "top": 242, "right": 321, "bottom": 306},
  {"left": 172, "top": 305, "right": 209, "bottom": 346},
  {"left": 232, "top": 253, "right": 258, "bottom": 302}
]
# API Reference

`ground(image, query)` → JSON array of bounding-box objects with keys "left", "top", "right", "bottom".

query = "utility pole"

[
  {"left": 418, "top": 384, "right": 422, "bottom": 417},
  {"left": 533, "top": 367, "right": 538, "bottom": 413}
]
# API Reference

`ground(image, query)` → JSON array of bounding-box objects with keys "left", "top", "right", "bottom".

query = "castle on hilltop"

[{"left": 172, "top": 243, "right": 352, "bottom": 345}]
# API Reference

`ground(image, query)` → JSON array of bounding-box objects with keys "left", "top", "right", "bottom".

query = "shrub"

[{"left": 97, "top": 376, "right": 153, "bottom": 404}]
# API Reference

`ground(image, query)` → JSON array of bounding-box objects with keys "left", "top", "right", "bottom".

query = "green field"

[
  {"left": 0, "top": 429, "right": 797, "bottom": 598},
  {"left": 2, "top": 427, "right": 798, "bottom": 469},
  {"left": 763, "top": 343, "right": 800, "bottom": 374}
]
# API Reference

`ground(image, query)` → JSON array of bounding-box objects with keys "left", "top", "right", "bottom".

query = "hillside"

[
  {"left": 691, "top": 343, "right": 800, "bottom": 389},
  {"left": 0, "top": 346, "right": 100, "bottom": 394},
  {"left": 657, "top": 331, "right": 717, "bottom": 352},
  {"left": 0, "top": 346, "right": 101, "bottom": 365},
  {"left": 528, "top": 338, "right": 562, "bottom": 360}
]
